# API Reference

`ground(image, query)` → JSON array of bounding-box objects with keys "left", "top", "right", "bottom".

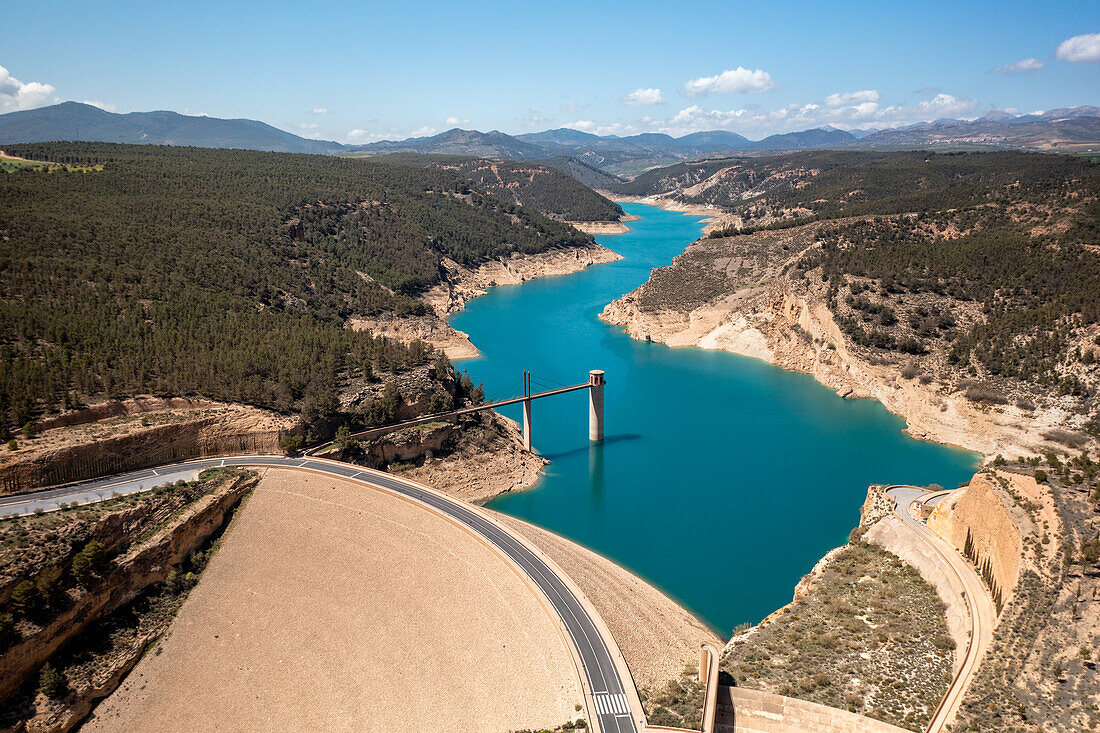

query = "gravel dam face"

[{"left": 451, "top": 203, "right": 978, "bottom": 634}]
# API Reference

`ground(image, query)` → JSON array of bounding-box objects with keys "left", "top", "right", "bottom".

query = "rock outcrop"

[
  {"left": 601, "top": 223, "right": 1089, "bottom": 461},
  {"left": 0, "top": 399, "right": 291, "bottom": 495},
  {"left": 0, "top": 472, "right": 256, "bottom": 705}
]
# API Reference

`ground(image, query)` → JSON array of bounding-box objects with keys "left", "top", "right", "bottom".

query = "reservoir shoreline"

[{"left": 448, "top": 202, "right": 978, "bottom": 632}]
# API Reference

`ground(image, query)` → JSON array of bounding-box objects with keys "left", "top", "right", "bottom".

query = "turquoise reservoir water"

[{"left": 451, "top": 203, "right": 978, "bottom": 635}]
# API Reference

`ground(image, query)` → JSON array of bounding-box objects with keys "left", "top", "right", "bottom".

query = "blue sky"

[{"left": 2, "top": 0, "right": 1098, "bottom": 142}]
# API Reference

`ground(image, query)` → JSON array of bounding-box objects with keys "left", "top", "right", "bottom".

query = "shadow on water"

[{"left": 540, "top": 433, "right": 642, "bottom": 461}]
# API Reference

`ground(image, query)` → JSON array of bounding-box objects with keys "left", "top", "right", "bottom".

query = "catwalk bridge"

[{"left": 309, "top": 369, "right": 606, "bottom": 455}]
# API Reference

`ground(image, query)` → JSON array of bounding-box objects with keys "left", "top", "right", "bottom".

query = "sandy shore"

[
  {"left": 568, "top": 220, "right": 631, "bottom": 235},
  {"left": 603, "top": 193, "right": 737, "bottom": 235},
  {"left": 85, "top": 469, "right": 583, "bottom": 733}
]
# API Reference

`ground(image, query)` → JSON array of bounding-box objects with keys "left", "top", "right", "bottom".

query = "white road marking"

[{"left": 594, "top": 693, "right": 628, "bottom": 716}]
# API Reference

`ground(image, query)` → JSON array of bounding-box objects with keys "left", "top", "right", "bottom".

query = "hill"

[
  {"left": 608, "top": 149, "right": 1100, "bottom": 439},
  {"left": 537, "top": 156, "right": 626, "bottom": 192},
  {"left": 361, "top": 154, "right": 623, "bottom": 221},
  {"left": 618, "top": 149, "right": 1095, "bottom": 216},
  {"left": 0, "top": 143, "right": 593, "bottom": 431},
  {"left": 355, "top": 128, "right": 547, "bottom": 159},
  {"left": 859, "top": 114, "right": 1100, "bottom": 152},
  {"left": 441, "top": 159, "right": 622, "bottom": 222},
  {"left": 0, "top": 102, "right": 343, "bottom": 154}
]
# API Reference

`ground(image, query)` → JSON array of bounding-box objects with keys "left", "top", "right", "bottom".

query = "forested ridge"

[
  {"left": 0, "top": 143, "right": 593, "bottom": 430},
  {"left": 623, "top": 150, "right": 1099, "bottom": 409},
  {"left": 372, "top": 154, "right": 623, "bottom": 222},
  {"left": 622, "top": 150, "right": 1096, "bottom": 221},
  {"left": 683, "top": 151, "right": 1100, "bottom": 403}
]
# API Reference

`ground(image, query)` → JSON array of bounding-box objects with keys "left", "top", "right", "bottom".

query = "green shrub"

[
  {"left": 10, "top": 580, "right": 41, "bottom": 618},
  {"left": 0, "top": 611, "right": 16, "bottom": 650},
  {"left": 37, "top": 663, "right": 67, "bottom": 699},
  {"left": 35, "top": 568, "right": 64, "bottom": 609},
  {"left": 278, "top": 432, "right": 304, "bottom": 454},
  {"left": 71, "top": 540, "right": 106, "bottom": 587}
]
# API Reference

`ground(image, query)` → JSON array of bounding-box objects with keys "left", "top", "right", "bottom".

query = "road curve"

[
  {"left": 0, "top": 456, "right": 641, "bottom": 733},
  {"left": 886, "top": 486, "right": 994, "bottom": 733}
]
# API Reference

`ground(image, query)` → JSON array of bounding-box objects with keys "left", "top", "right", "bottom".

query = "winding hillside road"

[
  {"left": 886, "top": 486, "right": 995, "bottom": 733},
  {"left": 0, "top": 456, "right": 643, "bottom": 733}
]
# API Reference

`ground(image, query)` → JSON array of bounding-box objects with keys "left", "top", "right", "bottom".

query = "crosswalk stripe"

[{"left": 593, "top": 693, "right": 629, "bottom": 716}]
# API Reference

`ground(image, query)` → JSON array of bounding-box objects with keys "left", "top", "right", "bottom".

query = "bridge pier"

[
  {"left": 589, "top": 370, "right": 605, "bottom": 442},
  {"left": 522, "top": 371, "right": 532, "bottom": 452}
]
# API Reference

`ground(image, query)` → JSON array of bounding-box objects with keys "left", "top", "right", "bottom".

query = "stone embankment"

[
  {"left": 388, "top": 412, "right": 547, "bottom": 504},
  {"left": 0, "top": 398, "right": 291, "bottom": 495}
]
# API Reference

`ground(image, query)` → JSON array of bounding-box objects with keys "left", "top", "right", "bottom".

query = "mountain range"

[
  {"left": 0, "top": 101, "right": 343, "bottom": 154},
  {"left": 2, "top": 102, "right": 1098, "bottom": 179}
]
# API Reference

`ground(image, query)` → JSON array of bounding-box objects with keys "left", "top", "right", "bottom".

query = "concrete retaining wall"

[{"left": 715, "top": 686, "right": 910, "bottom": 733}]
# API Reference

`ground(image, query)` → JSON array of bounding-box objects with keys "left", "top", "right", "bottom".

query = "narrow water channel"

[{"left": 450, "top": 202, "right": 978, "bottom": 634}]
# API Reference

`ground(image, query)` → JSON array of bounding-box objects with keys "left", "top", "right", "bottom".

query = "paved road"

[
  {"left": 886, "top": 486, "right": 994, "bottom": 733},
  {"left": 0, "top": 466, "right": 205, "bottom": 516},
  {"left": 0, "top": 456, "right": 639, "bottom": 733}
]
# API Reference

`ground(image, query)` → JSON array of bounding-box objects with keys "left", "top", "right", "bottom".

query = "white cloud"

[
  {"left": 684, "top": 67, "right": 775, "bottom": 97},
  {"left": 990, "top": 57, "right": 1045, "bottom": 74},
  {"left": 651, "top": 92, "right": 981, "bottom": 137},
  {"left": 444, "top": 115, "right": 470, "bottom": 125},
  {"left": 560, "top": 101, "right": 577, "bottom": 113},
  {"left": 346, "top": 128, "right": 385, "bottom": 142},
  {"left": 564, "top": 119, "right": 635, "bottom": 136},
  {"left": 915, "top": 93, "right": 979, "bottom": 118},
  {"left": 621, "top": 87, "right": 663, "bottom": 106},
  {"left": 312, "top": 107, "right": 328, "bottom": 115},
  {"left": 523, "top": 110, "right": 554, "bottom": 128},
  {"left": 0, "top": 65, "right": 56, "bottom": 112},
  {"left": 1057, "top": 33, "right": 1100, "bottom": 63},
  {"left": 298, "top": 122, "right": 319, "bottom": 130},
  {"left": 824, "top": 90, "right": 881, "bottom": 107},
  {"left": 81, "top": 99, "right": 117, "bottom": 112},
  {"left": 409, "top": 125, "right": 437, "bottom": 137}
]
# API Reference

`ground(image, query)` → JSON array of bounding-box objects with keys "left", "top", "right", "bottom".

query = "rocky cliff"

[
  {"left": 0, "top": 471, "right": 256, "bottom": 717},
  {"left": 600, "top": 221, "right": 1094, "bottom": 460},
  {"left": 0, "top": 398, "right": 291, "bottom": 494}
]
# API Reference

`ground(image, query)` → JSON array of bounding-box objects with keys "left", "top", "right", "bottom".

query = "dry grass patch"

[{"left": 721, "top": 542, "right": 953, "bottom": 732}]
